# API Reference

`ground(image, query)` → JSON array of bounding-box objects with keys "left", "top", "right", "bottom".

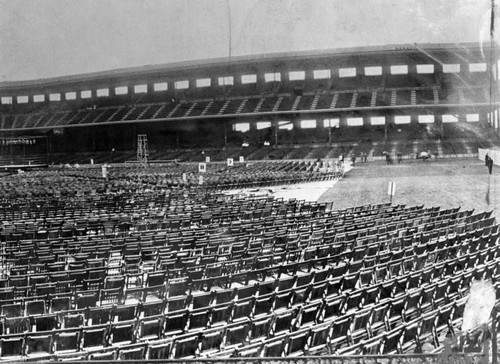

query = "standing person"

[
  {"left": 351, "top": 155, "right": 356, "bottom": 166},
  {"left": 485, "top": 153, "right": 490, "bottom": 167},
  {"left": 397, "top": 152, "right": 403, "bottom": 164}
]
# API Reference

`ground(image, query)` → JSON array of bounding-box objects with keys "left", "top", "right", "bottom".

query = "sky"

[{"left": 0, "top": 0, "right": 494, "bottom": 82}]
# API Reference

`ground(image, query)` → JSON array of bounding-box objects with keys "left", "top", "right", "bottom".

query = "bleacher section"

[
  {"left": 1, "top": 86, "right": 492, "bottom": 130},
  {"left": 0, "top": 167, "right": 496, "bottom": 360}
]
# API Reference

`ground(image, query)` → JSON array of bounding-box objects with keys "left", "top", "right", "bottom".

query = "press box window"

[
  {"left": 134, "top": 85, "right": 147, "bottom": 93},
  {"left": 153, "top": 82, "right": 168, "bottom": 92},
  {"left": 96, "top": 88, "right": 109, "bottom": 97},
  {"left": 196, "top": 78, "right": 211, "bottom": 88},
  {"left": 65, "top": 92, "right": 77, "bottom": 100},
  {"left": 323, "top": 119, "right": 339, "bottom": 128},
  {"left": 370, "top": 116, "right": 385, "bottom": 125},
  {"left": 175, "top": 80, "right": 189, "bottom": 90},
  {"left": 313, "top": 70, "right": 330, "bottom": 79},
  {"left": 1, "top": 97, "right": 13, "bottom": 104},
  {"left": 115, "top": 86, "right": 128, "bottom": 95},
  {"left": 279, "top": 121, "right": 293, "bottom": 130},
  {"left": 390, "top": 65, "right": 408, "bottom": 75},
  {"left": 264, "top": 73, "right": 281, "bottom": 82},
  {"left": 49, "top": 93, "right": 61, "bottom": 101},
  {"left": 241, "top": 75, "right": 257, "bottom": 84},
  {"left": 443, "top": 64, "right": 460, "bottom": 73},
  {"left": 33, "top": 95, "right": 45, "bottom": 103},
  {"left": 218, "top": 76, "right": 234, "bottom": 86},
  {"left": 469, "top": 63, "right": 486, "bottom": 72},
  {"left": 442, "top": 114, "right": 458, "bottom": 123},
  {"left": 339, "top": 68, "right": 356, "bottom": 78},
  {"left": 289, "top": 71, "right": 305, "bottom": 81},
  {"left": 81, "top": 90, "right": 92, "bottom": 99},
  {"left": 17, "top": 96, "right": 29, "bottom": 104},
  {"left": 365, "top": 66, "right": 382, "bottom": 76}
]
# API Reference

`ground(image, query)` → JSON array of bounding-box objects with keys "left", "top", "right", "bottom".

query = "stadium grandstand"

[{"left": 0, "top": 0, "right": 500, "bottom": 362}]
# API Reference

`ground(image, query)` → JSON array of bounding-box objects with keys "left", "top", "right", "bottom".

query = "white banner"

[
  {"left": 227, "top": 158, "right": 234, "bottom": 166},
  {"left": 198, "top": 163, "right": 206, "bottom": 173}
]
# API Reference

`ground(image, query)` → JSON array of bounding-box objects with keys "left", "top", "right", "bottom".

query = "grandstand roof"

[{"left": 0, "top": 42, "right": 489, "bottom": 92}]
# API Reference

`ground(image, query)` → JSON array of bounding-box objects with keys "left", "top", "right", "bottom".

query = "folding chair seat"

[
  {"left": 359, "top": 267, "right": 374, "bottom": 287},
  {"left": 87, "top": 306, "right": 112, "bottom": 325},
  {"left": 172, "top": 332, "right": 200, "bottom": 359},
  {"left": 400, "top": 319, "right": 422, "bottom": 353},
  {"left": 319, "top": 295, "right": 346, "bottom": 322},
  {"left": 262, "top": 334, "right": 287, "bottom": 357},
  {"left": 26, "top": 300, "right": 46, "bottom": 316},
  {"left": 199, "top": 327, "right": 224, "bottom": 356},
  {"left": 109, "top": 320, "right": 136, "bottom": 346},
  {"left": 165, "top": 295, "right": 188, "bottom": 312},
  {"left": 117, "top": 343, "right": 147, "bottom": 360},
  {"left": 435, "top": 303, "right": 454, "bottom": 338},
  {"left": 88, "top": 348, "right": 117, "bottom": 360},
  {"left": 76, "top": 292, "right": 98, "bottom": 309},
  {"left": 146, "top": 339, "right": 173, "bottom": 359},
  {"left": 164, "top": 310, "right": 188, "bottom": 336},
  {"left": 403, "top": 290, "right": 422, "bottom": 323},
  {"left": 349, "top": 307, "right": 372, "bottom": 343},
  {"left": 0, "top": 335, "right": 25, "bottom": 358},
  {"left": 209, "top": 303, "right": 230, "bottom": 327},
  {"left": 1, "top": 302, "right": 23, "bottom": 317},
  {"left": 188, "top": 308, "right": 211, "bottom": 331},
  {"left": 139, "top": 300, "right": 165, "bottom": 317},
  {"left": 419, "top": 312, "right": 438, "bottom": 349},
  {"left": 191, "top": 291, "right": 214, "bottom": 309},
  {"left": 381, "top": 327, "right": 403, "bottom": 354},
  {"left": 25, "top": 333, "right": 53, "bottom": 356},
  {"left": 257, "top": 279, "right": 277, "bottom": 296},
  {"left": 291, "top": 284, "right": 311, "bottom": 306},
  {"left": 112, "top": 303, "right": 138, "bottom": 322},
  {"left": 81, "top": 324, "right": 109, "bottom": 350},
  {"left": 253, "top": 293, "right": 275, "bottom": 317},
  {"left": 361, "top": 333, "right": 384, "bottom": 355},
  {"left": 33, "top": 314, "right": 59, "bottom": 331},
  {"left": 329, "top": 314, "right": 353, "bottom": 352},
  {"left": 309, "top": 282, "right": 327, "bottom": 302},
  {"left": 307, "top": 321, "right": 333, "bottom": 355},
  {"left": 434, "top": 281, "right": 449, "bottom": 307},
  {"left": 249, "top": 315, "right": 273, "bottom": 341},
  {"left": 2, "top": 316, "right": 30, "bottom": 334},
  {"left": 167, "top": 277, "right": 190, "bottom": 297},
  {"left": 273, "top": 308, "right": 298, "bottom": 334},
  {"left": 53, "top": 329, "right": 81, "bottom": 354},
  {"left": 344, "top": 289, "right": 365, "bottom": 312},
  {"left": 325, "top": 278, "right": 342, "bottom": 298}
]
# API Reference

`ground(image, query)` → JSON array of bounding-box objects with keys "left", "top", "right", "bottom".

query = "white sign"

[
  {"left": 227, "top": 158, "right": 234, "bottom": 167},
  {"left": 101, "top": 165, "right": 108, "bottom": 179},
  {"left": 198, "top": 163, "right": 206, "bottom": 173},
  {"left": 182, "top": 173, "right": 187, "bottom": 182},
  {"left": 239, "top": 156, "right": 245, "bottom": 163},
  {"left": 90, "top": 159, "right": 94, "bottom": 165},
  {"left": 205, "top": 156, "right": 211, "bottom": 163},
  {"left": 198, "top": 175, "right": 204, "bottom": 185},
  {"left": 387, "top": 181, "right": 396, "bottom": 196}
]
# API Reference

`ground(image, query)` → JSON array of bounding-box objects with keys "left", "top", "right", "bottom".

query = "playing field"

[{"left": 319, "top": 158, "right": 500, "bottom": 221}]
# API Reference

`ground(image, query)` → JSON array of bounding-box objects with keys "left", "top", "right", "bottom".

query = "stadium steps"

[
  {"left": 236, "top": 99, "right": 248, "bottom": 114},
  {"left": 350, "top": 92, "right": 358, "bottom": 108},
  {"left": 152, "top": 105, "right": 166, "bottom": 119},
  {"left": 168, "top": 103, "right": 182, "bottom": 118},
  {"left": 291, "top": 96, "right": 301, "bottom": 111},
  {"left": 330, "top": 93, "right": 339, "bottom": 109},
  {"left": 436, "top": 140, "right": 443, "bottom": 156},
  {"left": 370, "top": 92, "right": 377, "bottom": 107},
  {"left": 458, "top": 89, "right": 465, "bottom": 104},
  {"left": 218, "top": 100, "right": 230, "bottom": 115},
  {"left": 273, "top": 97, "right": 283, "bottom": 112},
  {"left": 201, "top": 101, "right": 213, "bottom": 116},
  {"left": 254, "top": 98, "right": 265, "bottom": 112},
  {"left": 433, "top": 89, "right": 439, "bottom": 104},
  {"left": 483, "top": 88, "right": 490, "bottom": 103},
  {"left": 390, "top": 91, "right": 397, "bottom": 106},
  {"left": 122, "top": 107, "right": 138, "bottom": 120},
  {"left": 410, "top": 90, "right": 417, "bottom": 105},
  {"left": 185, "top": 102, "right": 198, "bottom": 117},
  {"left": 310, "top": 94, "right": 320, "bottom": 110}
]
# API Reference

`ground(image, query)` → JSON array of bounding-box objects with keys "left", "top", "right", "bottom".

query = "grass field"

[{"left": 318, "top": 158, "right": 500, "bottom": 221}]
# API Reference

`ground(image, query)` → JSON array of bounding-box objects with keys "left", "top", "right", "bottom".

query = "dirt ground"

[{"left": 318, "top": 158, "right": 500, "bottom": 221}]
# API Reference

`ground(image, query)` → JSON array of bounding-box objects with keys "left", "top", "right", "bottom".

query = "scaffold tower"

[{"left": 137, "top": 134, "right": 149, "bottom": 168}]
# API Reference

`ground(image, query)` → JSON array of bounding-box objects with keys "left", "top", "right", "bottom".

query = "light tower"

[{"left": 137, "top": 134, "right": 149, "bottom": 168}]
